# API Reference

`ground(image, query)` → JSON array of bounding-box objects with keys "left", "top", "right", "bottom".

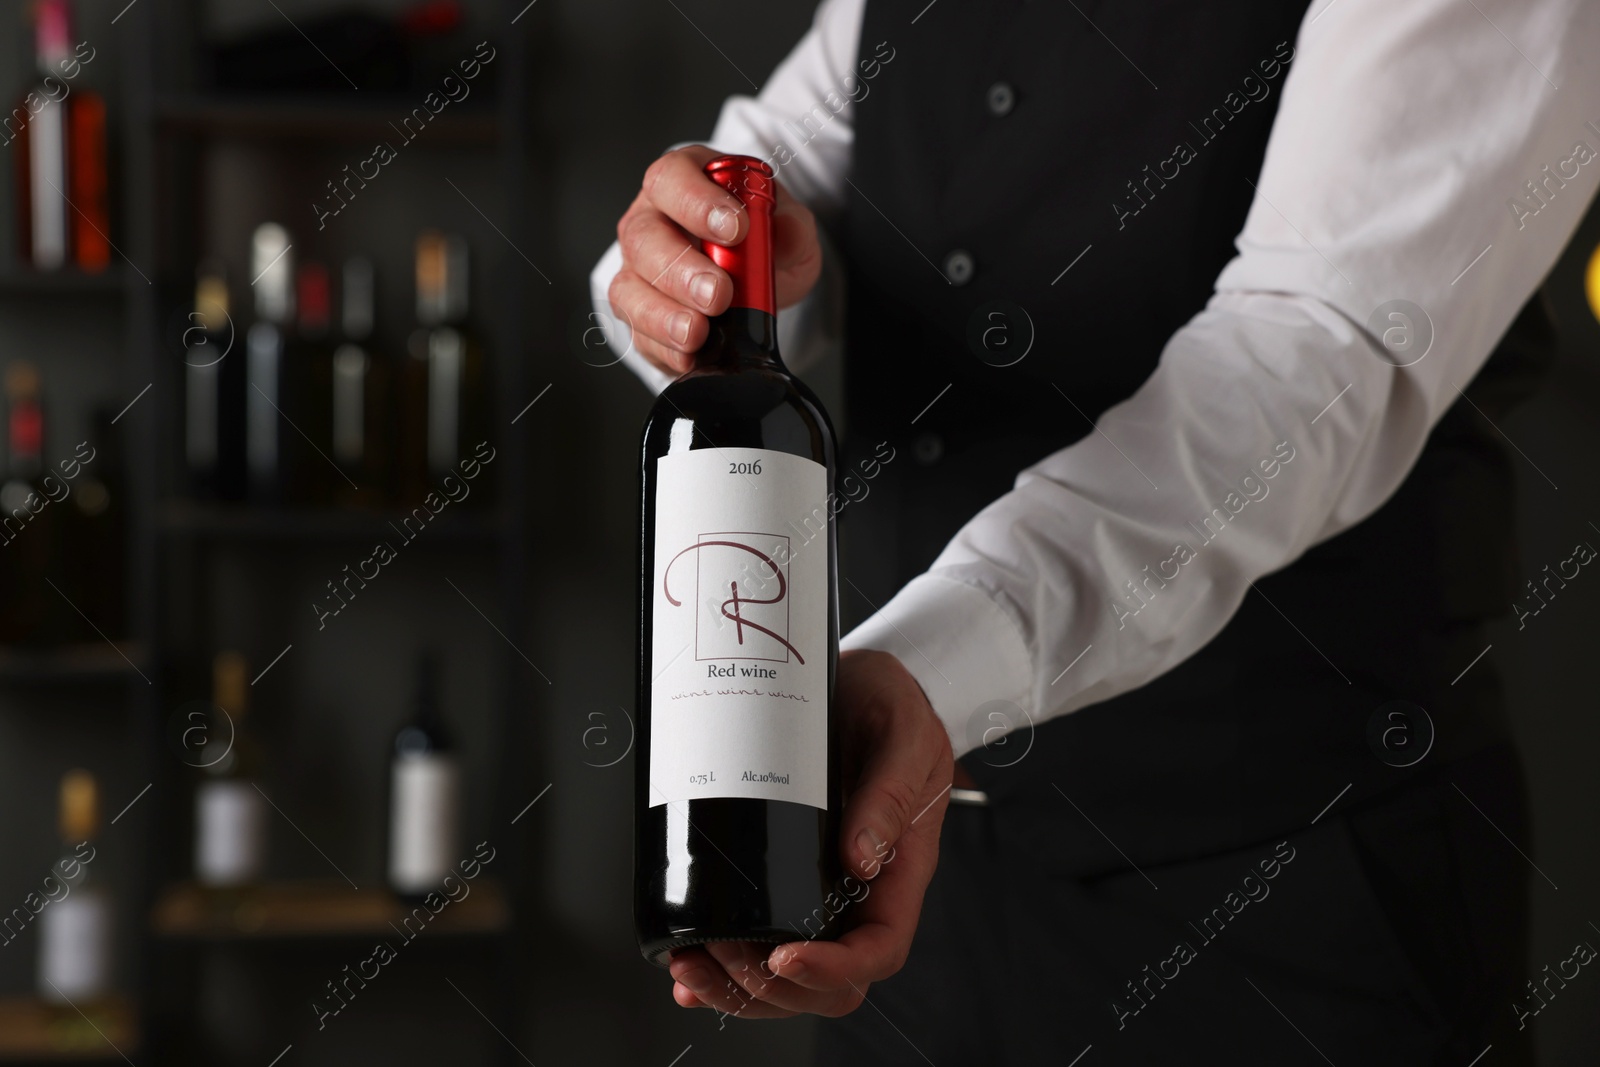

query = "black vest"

[{"left": 833, "top": 0, "right": 1553, "bottom": 869}]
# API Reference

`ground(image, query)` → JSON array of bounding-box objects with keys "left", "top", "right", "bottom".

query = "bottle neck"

[
  {"left": 698, "top": 157, "right": 781, "bottom": 371},
  {"left": 698, "top": 307, "right": 783, "bottom": 372}
]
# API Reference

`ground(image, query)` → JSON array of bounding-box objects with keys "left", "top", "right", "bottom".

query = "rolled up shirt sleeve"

[{"left": 841, "top": 0, "right": 1600, "bottom": 757}]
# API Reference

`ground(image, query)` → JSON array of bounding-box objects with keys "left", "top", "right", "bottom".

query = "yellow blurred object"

[
  {"left": 1586, "top": 240, "right": 1600, "bottom": 325},
  {"left": 58, "top": 769, "right": 99, "bottom": 842},
  {"left": 4, "top": 359, "right": 39, "bottom": 400},
  {"left": 213, "top": 650, "right": 249, "bottom": 718}
]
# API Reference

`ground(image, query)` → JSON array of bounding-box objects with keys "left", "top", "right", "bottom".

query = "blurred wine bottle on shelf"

[
  {"left": 194, "top": 651, "right": 267, "bottom": 889},
  {"left": 389, "top": 652, "right": 459, "bottom": 902},
  {"left": 55, "top": 407, "right": 124, "bottom": 642},
  {"left": 330, "top": 256, "right": 389, "bottom": 507},
  {"left": 0, "top": 361, "right": 55, "bottom": 644},
  {"left": 37, "top": 769, "right": 112, "bottom": 1004},
  {"left": 184, "top": 262, "right": 246, "bottom": 502},
  {"left": 245, "top": 224, "right": 293, "bottom": 506},
  {"left": 292, "top": 261, "right": 336, "bottom": 505},
  {"left": 12, "top": 0, "right": 108, "bottom": 272},
  {"left": 402, "top": 231, "right": 486, "bottom": 504}
]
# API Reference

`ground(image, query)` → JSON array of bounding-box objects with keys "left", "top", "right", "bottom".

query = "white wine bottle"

[
  {"left": 388, "top": 653, "right": 460, "bottom": 901},
  {"left": 194, "top": 651, "right": 267, "bottom": 888},
  {"left": 37, "top": 769, "right": 111, "bottom": 1003}
]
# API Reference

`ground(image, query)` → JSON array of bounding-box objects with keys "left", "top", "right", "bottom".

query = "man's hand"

[
  {"left": 608, "top": 145, "right": 823, "bottom": 379},
  {"left": 665, "top": 649, "right": 955, "bottom": 1019}
]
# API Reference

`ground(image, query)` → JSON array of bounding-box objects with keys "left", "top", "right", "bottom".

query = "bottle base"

[{"left": 640, "top": 925, "right": 837, "bottom": 968}]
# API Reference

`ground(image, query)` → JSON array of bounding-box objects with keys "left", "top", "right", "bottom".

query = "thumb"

[{"left": 771, "top": 185, "right": 822, "bottom": 307}]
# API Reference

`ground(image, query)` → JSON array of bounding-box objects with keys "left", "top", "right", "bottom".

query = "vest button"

[
  {"left": 943, "top": 249, "right": 975, "bottom": 286},
  {"left": 914, "top": 433, "right": 944, "bottom": 465},
  {"left": 986, "top": 82, "right": 1016, "bottom": 117}
]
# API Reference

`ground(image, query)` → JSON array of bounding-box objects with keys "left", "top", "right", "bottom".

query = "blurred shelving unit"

[
  {"left": 157, "top": 501, "right": 506, "bottom": 545},
  {"left": 75, "top": 0, "right": 546, "bottom": 1063},
  {"left": 0, "top": 643, "right": 150, "bottom": 685},
  {"left": 151, "top": 93, "right": 502, "bottom": 144},
  {"left": 0, "top": 267, "right": 127, "bottom": 296}
]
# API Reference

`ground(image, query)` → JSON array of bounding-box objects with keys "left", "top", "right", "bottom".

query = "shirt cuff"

[
  {"left": 840, "top": 573, "right": 1034, "bottom": 759},
  {"left": 589, "top": 240, "right": 676, "bottom": 396}
]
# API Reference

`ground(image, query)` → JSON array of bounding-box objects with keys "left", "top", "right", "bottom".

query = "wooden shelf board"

[
  {"left": 152, "top": 94, "right": 501, "bottom": 146},
  {"left": 159, "top": 502, "right": 505, "bottom": 545},
  {"left": 0, "top": 995, "right": 138, "bottom": 1061},
  {"left": 0, "top": 643, "right": 148, "bottom": 684},
  {"left": 0, "top": 267, "right": 124, "bottom": 296},
  {"left": 151, "top": 879, "right": 510, "bottom": 940}
]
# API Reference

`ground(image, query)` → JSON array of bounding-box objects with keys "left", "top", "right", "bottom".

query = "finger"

[
  {"left": 667, "top": 947, "right": 793, "bottom": 1020},
  {"left": 616, "top": 208, "right": 731, "bottom": 316},
  {"left": 704, "top": 941, "right": 859, "bottom": 1017},
  {"left": 608, "top": 268, "right": 707, "bottom": 363},
  {"left": 769, "top": 754, "right": 950, "bottom": 988},
  {"left": 642, "top": 148, "right": 748, "bottom": 245},
  {"left": 770, "top": 185, "right": 823, "bottom": 309},
  {"left": 839, "top": 686, "right": 951, "bottom": 881}
]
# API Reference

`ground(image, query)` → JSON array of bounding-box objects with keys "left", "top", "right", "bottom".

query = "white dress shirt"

[{"left": 593, "top": 0, "right": 1600, "bottom": 759}]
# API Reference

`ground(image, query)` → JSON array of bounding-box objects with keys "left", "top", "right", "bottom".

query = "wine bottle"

[
  {"left": 37, "top": 769, "right": 111, "bottom": 1003},
  {"left": 291, "top": 260, "right": 335, "bottom": 505},
  {"left": 184, "top": 262, "right": 246, "bottom": 501},
  {"left": 402, "top": 231, "right": 485, "bottom": 500},
  {"left": 329, "top": 256, "right": 388, "bottom": 507},
  {"left": 0, "top": 361, "right": 55, "bottom": 644},
  {"left": 635, "top": 155, "right": 841, "bottom": 964},
  {"left": 194, "top": 651, "right": 267, "bottom": 888},
  {"left": 245, "top": 224, "right": 293, "bottom": 506},
  {"left": 388, "top": 653, "right": 460, "bottom": 901},
  {"left": 11, "top": 0, "right": 108, "bottom": 271},
  {"left": 55, "top": 408, "right": 122, "bottom": 642}
]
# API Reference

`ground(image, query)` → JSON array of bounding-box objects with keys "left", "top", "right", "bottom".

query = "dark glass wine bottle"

[
  {"left": 388, "top": 652, "right": 459, "bottom": 903},
  {"left": 635, "top": 155, "right": 841, "bottom": 965},
  {"left": 245, "top": 223, "right": 293, "bottom": 506},
  {"left": 401, "top": 231, "right": 486, "bottom": 502},
  {"left": 291, "top": 260, "right": 335, "bottom": 505},
  {"left": 184, "top": 262, "right": 246, "bottom": 501},
  {"left": 329, "top": 256, "right": 388, "bottom": 507},
  {"left": 0, "top": 360, "right": 56, "bottom": 644}
]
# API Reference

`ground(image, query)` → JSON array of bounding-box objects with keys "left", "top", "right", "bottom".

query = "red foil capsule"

[{"left": 701, "top": 155, "right": 777, "bottom": 317}]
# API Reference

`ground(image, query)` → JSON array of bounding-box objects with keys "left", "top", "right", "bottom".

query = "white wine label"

[
  {"left": 650, "top": 446, "right": 830, "bottom": 810},
  {"left": 196, "top": 779, "right": 267, "bottom": 886},
  {"left": 37, "top": 890, "right": 111, "bottom": 1002},
  {"left": 389, "top": 754, "right": 460, "bottom": 893}
]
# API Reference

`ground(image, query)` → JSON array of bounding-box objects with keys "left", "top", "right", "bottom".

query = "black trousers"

[{"left": 815, "top": 744, "right": 1531, "bottom": 1066}]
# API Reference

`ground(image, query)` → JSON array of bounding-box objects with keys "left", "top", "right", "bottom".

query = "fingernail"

[
  {"left": 771, "top": 947, "right": 806, "bottom": 979},
  {"left": 856, "top": 828, "right": 886, "bottom": 878},
  {"left": 691, "top": 272, "right": 718, "bottom": 309},
  {"left": 679, "top": 968, "right": 714, "bottom": 995},
  {"left": 670, "top": 311, "right": 692, "bottom": 345},
  {"left": 708, "top": 205, "right": 738, "bottom": 240}
]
